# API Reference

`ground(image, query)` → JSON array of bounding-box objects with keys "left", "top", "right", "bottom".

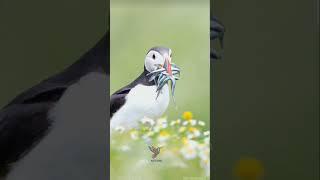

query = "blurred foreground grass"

[{"left": 111, "top": 112, "right": 210, "bottom": 180}]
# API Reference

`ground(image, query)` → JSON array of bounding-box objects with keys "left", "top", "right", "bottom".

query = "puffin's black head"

[{"left": 144, "top": 46, "right": 180, "bottom": 101}]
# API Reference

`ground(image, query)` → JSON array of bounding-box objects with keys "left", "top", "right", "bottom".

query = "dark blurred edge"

[
  {"left": 0, "top": 0, "right": 110, "bottom": 179},
  {"left": 107, "top": 4, "right": 110, "bottom": 179},
  {"left": 210, "top": 0, "right": 319, "bottom": 180}
]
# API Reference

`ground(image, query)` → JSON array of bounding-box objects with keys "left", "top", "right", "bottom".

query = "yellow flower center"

[
  {"left": 182, "top": 111, "right": 193, "bottom": 120},
  {"left": 188, "top": 127, "right": 198, "bottom": 132},
  {"left": 159, "top": 130, "right": 169, "bottom": 137},
  {"left": 234, "top": 158, "right": 264, "bottom": 179},
  {"left": 182, "top": 137, "right": 189, "bottom": 145}
]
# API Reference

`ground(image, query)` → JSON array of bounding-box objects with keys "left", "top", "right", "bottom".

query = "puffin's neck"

[
  {"left": 72, "top": 33, "right": 109, "bottom": 74},
  {"left": 58, "top": 33, "right": 109, "bottom": 82},
  {"left": 130, "top": 67, "right": 156, "bottom": 87}
]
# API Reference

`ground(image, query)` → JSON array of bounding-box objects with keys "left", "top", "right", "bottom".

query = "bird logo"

[{"left": 148, "top": 145, "right": 161, "bottom": 159}]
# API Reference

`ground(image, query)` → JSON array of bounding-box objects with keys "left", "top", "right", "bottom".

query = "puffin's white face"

[
  {"left": 145, "top": 49, "right": 172, "bottom": 73},
  {"left": 144, "top": 47, "right": 180, "bottom": 102}
]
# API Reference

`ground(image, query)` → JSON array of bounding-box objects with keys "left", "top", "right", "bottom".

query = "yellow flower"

[
  {"left": 158, "top": 130, "right": 170, "bottom": 142},
  {"left": 181, "top": 137, "right": 190, "bottom": 145},
  {"left": 233, "top": 157, "right": 264, "bottom": 180},
  {"left": 159, "top": 130, "right": 170, "bottom": 137},
  {"left": 188, "top": 127, "right": 197, "bottom": 132},
  {"left": 182, "top": 111, "right": 193, "bottom": 120},
  {"left": 188, "top": 127, "right": 201, "bottom": 137}
]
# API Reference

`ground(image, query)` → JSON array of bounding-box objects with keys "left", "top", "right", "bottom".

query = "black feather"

[
  {"left": 110, "top": 68, "right": 155, "bottom": 118},
  {"left": 0, "top": 33, "right": 109, "bottom": 177},
  {"left": 211, "top": 17, "right": 225, "bottom": 61}
]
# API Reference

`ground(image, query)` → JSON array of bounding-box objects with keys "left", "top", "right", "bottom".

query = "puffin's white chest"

[{"left": 111, "top": 84, "right": 170, "bottom": 130}]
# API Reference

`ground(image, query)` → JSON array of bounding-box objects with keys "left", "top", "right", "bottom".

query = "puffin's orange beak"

[{"left": 164, "top": 58, "right": 172, "bottom": 76}]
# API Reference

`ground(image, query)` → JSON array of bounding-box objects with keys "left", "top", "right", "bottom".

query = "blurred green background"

[{"left": 110, "top": 0, "right": 210, "bottom": 124}]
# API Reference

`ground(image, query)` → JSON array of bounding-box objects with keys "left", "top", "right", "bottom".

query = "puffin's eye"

[{"left": 152, "top": 54, "right": 156, "bottom": 59}]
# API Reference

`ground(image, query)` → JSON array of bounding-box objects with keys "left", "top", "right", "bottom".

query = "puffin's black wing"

[
  {"left": 0, "top": 73, "right": 74, "bottom": 178},
  {"left": 5, "top": 82, "right": 68, "bottom": 107},
  {"left": 110, "top": 87, "right": 131, "bottom": 118},
  {"left": 0, "top": 74, "right": 73, "bottom": 176},
  {"left": 110, "top": 69, "right": 155, "bottom": 118},
  {"left": 0, "top": 103, "right": 52, "bottom": 176},
  {"left": 0, "top": 34, "right": 108, "bottom": 177}
]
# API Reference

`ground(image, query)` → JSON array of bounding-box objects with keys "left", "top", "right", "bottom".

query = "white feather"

[{"left": 110, "top": 84, "right": 170, "bottom": 130}]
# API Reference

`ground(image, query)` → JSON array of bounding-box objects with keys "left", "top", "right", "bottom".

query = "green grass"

[{"left": 110, "top": 115, "right": 210, "bottom": 180}]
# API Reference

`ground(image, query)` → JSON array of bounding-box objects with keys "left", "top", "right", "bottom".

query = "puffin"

[
  {"left": 110, "top": 47, "right": 180, "bottom": 130},
  {"left": 0, "top": 33, "right": 109, "bottom": 180}
]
